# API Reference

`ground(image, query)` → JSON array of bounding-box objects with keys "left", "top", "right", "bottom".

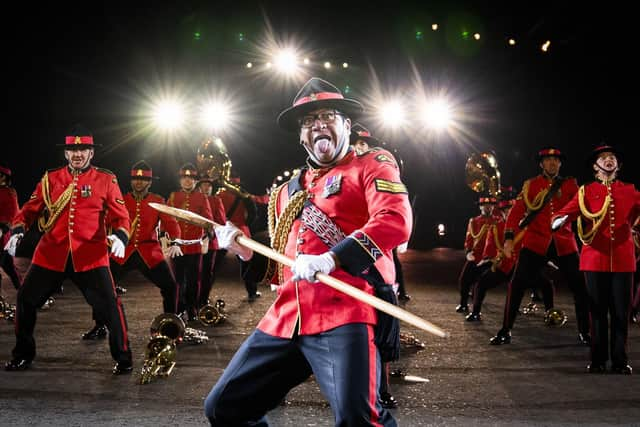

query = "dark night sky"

[{"left": 5, "top": 2, "right": 636, "bottom": 248}]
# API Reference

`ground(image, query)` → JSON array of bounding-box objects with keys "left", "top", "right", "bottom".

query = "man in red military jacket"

[
  {"left": 81, "top": 161, "right": 184, "bottom": 339},
  {"left": 168, "top": 163, "right": 213, "bottom": 320},
  {"left": 3, "top": 125, "right": 133, "bottom": 374},
  {"left": 552, "top": 145, "right": 640, "bottom": 373},
  {"left": 204, "top": 78, "right": 411, "bottom": 426},
  {"left": 197, "top": 175, "right": 226, "bottom": 308},
  {"left": 490, "top": 147, "right": 590, "bottom": 346},
  {"left": 456, "top": 196, "right": 498, "bottom": 313},
  {"left": 0, "top": 165, "right": 21, "bottom": 291},
  {"left": 216, "top": 176, "right": 261, "bottom": 300}
]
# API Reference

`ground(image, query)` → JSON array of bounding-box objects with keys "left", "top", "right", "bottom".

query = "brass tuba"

[
  {"left": 0, "top": 295, "right": 15, "bottom": 322},
  {"left": 465, "top": 152, "right": 501, "bottom": 197},
  {"left": 197, "top": 136, "right": 251, "bottom": 198},
  {"left": 140, "top": 313, "right": 185, "bottom": 384},
  {"left": 544, "top": 308, "right": 568, "bottom": 327},
  {"left": 198, "top": 299, "right": 227, "bottom": 326}
]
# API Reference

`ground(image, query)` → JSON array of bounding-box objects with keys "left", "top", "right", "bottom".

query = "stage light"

[
  {"left": 378, "top": 100, "right": 406, "bottom": 128},
  {"left": 415, "top": 30, "right": 423, "bottom": 41},
  {"left": 246, "top": 62, "right": 253, "bottom": 68},
  {"left": 541, "top": 40, "right": 551, "bottom": 52},
  {"left": 437, "top": 223, "right": 446, "bottom": 236},
  {"left": 152, "top": 100, "right": 186, "bottom": 131},
  {"left": 461, "top": 30, "right": 470, "bottom": 40},
  {"left": 342, "top": 62, "right": 349, "bottom": 68},
  {"left": 200, "top": 101, "right": 231, "bottom": 131},
  {"left": 303, "top": 57, "right": 310, "bottom": 65},
  {"left": 431, "top": 24, "right": 438, "bottom": 31},
  {"left": 265, "top": 62, "right": 272, "bottom": 69},
  {"left": 473, "top": 33, "right": 480, "bottom": 40},
  {"left": 324, "top": 61, "right": 331, "bottom": 69},
  {"left": 420, "top": 98, "right": 452, "bottom": 131},
  {"left": 193, "top": 32, "right": 201, "bottom": 41},
  {"left": 274, "top": 48, "right": 298, "bottom": 74},
  {"left": 238, "top": 33, "right": 245, "bottom": 42},
  {"left": 508, "top": 38, "right": 516, "bottom": 46}
]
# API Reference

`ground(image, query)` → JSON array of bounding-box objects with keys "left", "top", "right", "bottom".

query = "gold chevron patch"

[
  {"left": 375, "top": 154, "right": 395, "bottom": 164},
  {"left": 374, "top": 179, "right": 407, "bottom": 194},
  {"left": 116, "top": 198, "right": 125, "bottom": 205}
]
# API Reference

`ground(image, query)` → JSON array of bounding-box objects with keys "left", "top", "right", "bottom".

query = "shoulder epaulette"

[{"left": 95, "top": 167, "right": 115, "bottom": 175}]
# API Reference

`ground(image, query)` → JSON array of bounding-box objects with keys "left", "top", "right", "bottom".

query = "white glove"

[
  {"left": 4, "top": 233, "right": 23, "bottom": 257},
  {"left": 476, "top": 258, "right": 491, "bottom": 267},
  {"left": 291, "top": 252, "right": 336, "bottom": 282},
  {"left": 466, "top": 252, "right": 476, "bottom": 262},
  {"left": 397, "top": 242, "right": 408, "bottom": 253},
  {"left": 551, "top": 215, "right": 568, "bottom": 232},
  {"left": 167, "top": 244, "right": 183, "bottom": 258},
  {"left": 107, "top": 234, "right": 126, "bottom": 258},
  {"left": 214, "top": 221, "right": 252, "bottom": 261},
  {"left": 0, "top": 229, "right": 3, "bottom": 240}
]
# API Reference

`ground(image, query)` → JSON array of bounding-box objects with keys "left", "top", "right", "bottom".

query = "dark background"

[{"left": 4, "top": 1, "right": 636, "bottom": 248}]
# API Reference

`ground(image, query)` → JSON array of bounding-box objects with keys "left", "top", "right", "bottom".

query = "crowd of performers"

[
  {"left": 1, "top": 76, "right": 638, "bottom": 426},
  {"left": 457, "top": 146, "right": 640, "bottom": 375}
]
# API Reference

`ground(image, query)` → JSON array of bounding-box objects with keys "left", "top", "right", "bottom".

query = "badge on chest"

[
  {"left": 322, "top": 174, "right": 342, "bottom": 198},
  {"left": 81, "top": 184, "right": 92, "bottom": 198}
]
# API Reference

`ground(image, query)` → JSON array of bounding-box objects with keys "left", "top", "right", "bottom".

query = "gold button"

[
  {"left": 69, "top": 222, "right": 74, "bottom": 226},
  {"left": 69, "top": 230, "right": 73, "bottom": 233}
]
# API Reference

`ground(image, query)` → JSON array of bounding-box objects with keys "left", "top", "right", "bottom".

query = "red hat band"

[
  {"left": 479, "top": 197, "right": 497, "bottom": 204},
  {"left": 64, "top": 136, "right": 94, "bottom": 146},
  {"left": 0, "top": 166, "right": 11, "bottom": 176},
  {"left": 131, "top": 169, "right": 153, "bottom": 179},
  {"left": 538, "top": 148, "right": 562, "bottom": 158},
  {"left": 293, "top": 92, "right": 344, "bottom": 107}
]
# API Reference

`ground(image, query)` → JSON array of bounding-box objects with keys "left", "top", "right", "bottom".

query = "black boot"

[
  {"left": 465, "top": 312, "right": 482, "bottom": 322},
  {"left": 455, "top": 304, "right": 469, "bottom": 313},
  {"left": 489, "top": 329, "right": 511, "bottom": 345},
  {"left": 379, "top": 392, "right": 398, "bottom": 409},
  {"left": 82, "top": 324, "right": 108, "bottom": 340}
]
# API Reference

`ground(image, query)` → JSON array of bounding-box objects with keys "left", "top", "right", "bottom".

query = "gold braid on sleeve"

[
  {"left": 577, "top": 185, "right": 611, "bottom": 245},
  {"left": 263, "top": 183, "right": 308, "bottom": 284},
  {"left": 37, "top": 172, "right": 74, "bottom": 233},
  {"left": 522, "top": 180, "right": 548, "bottom": 212},
  {"left": 469, "top": 223, "right": 489, "bottom": 249}
]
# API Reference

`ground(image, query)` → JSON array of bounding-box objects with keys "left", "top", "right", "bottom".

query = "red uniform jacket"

[
  {"left": 257, "top": 149, "right": 413, "bottom": 338},
  {"left": 111, "top": 192, "right": 181, "bottom": 268},
  {"left": 167, "top": 189, "right": 213, "bottom": 255},
  {"left": 205, "top": 193, "right": 226, "bottom": 250},
  {"left": 13, "top": 166, "right": 130, "bottom": 272},
  {"left": 218, "top": 188, "right": 254, "bottom": 237},
  {"left": 506, "top": 175, "right": 579, "bottom": 256},
  {"left": 464, "top": 214, "right": 498, "bottom": 262},
  {"left": 554, "top": 180, "right": 640, "bottom": 272},
  {"left": 0, "top": 185, "right": 19, "bottom": 247},
  {"left": 483, "top": 218, "right": 522, "bottom": 274}
]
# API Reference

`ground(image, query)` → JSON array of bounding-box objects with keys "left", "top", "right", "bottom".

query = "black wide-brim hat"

[
  {"left": 56, "top": 124, "right": 103, "bottom": 148},
  {"left": 130, "top": 160, "right": 160, "bottom": 180},
  {"left": 535, "top": 147, "right": 565, "bottom": 162},
  {"left": 587, "top": 144, "right": 623, "bottom": 165},
  {"left": 277, "top": 77, "right": 364, "bottom": 131},
  {"left": 350, "top": 122, "right": 382, "bottom": 146}
]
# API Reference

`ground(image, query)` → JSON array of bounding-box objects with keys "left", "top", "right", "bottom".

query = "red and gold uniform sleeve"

[
  {"left": 329, "top": 149, "right": 412, "bottom": 281},
  {"left": 12, "top": 176, "right": 48, "bottom": 232},
  {"left": 504, "top": 180, "right": 528, "bottom": 240},
  {"left": 104, "top": 172, "right": 130, "bottom": 242}
]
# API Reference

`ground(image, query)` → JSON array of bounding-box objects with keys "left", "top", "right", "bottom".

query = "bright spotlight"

[
  {"left": 508, "top": 38, "right": 516, "bottom": 46},
  {"left": 473, "top": 33, "right": 481, "bottom": 40},
  {"left": 303, "top": 57, "right": 310, "bottom": 65},
  {"left": 246, "top": 62, "right": 253, "bottom": 68},
  {"left": 421, "top": 99, "right": 452, "bottom": 131},
  {"left": 200, "top": 101, "right": 231, "bottom": 131},
  {"left": 274, "top": 49, "right": 298, "bottom": 74},
  {"left": 431, "top": 23, "right": 438, "bottom": 31},
  {"left": 265, "top": 62, "right": 272, "bottom": 69},
  {"left": 379, "top": 100, "right": 406, "bottom": 128},
  {"left": 437, "top": 223, "right": 446, "bottom": 236},
  {"left": 541, "top": 40, "right": 551, "bottom": 52},
  {"left": 324, "top": 61, "right": 331, "bottom": 69},
  {"left": 152, "top": 100, "right": 185, "bottom": 131},
  {"left": 342, "top": 62, "right": 349, "bottom": 68}
]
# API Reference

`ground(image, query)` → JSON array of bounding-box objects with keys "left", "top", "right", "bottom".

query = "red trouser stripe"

[{"left": 367, "top": 325, "right": 382, "bottom": 427}]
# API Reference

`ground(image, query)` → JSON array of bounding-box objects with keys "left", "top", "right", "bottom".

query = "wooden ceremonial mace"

[{"left": 149, "top": 202, "right": 448, "bottom": 338}]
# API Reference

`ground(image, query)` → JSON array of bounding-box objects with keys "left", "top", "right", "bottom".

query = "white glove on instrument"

[
  {"left": 466, "top": 252, "right": 476, "bottom": 262},
  {"left": 291, "top": 252, "right": 336, "bottom": 282},
  {"left": 107, "top": 234, "right": 126, "bottom": 258},
  {"left": 397, "top": 242, "right": 408, "bottom": 253},
  {"left": 167, "top": 245, "right": 183, "bottom": 258},
  {"left": 551, "top": 215, "right": 568, "bottom": 232},
  {"left": 215, "top": 221, "right": 253, "bottom": 261},
  {"left": 4, "top": 233, "right": 23, "bottom": 256}
]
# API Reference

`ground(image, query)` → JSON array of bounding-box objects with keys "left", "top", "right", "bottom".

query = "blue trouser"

[{"left": 204, "top": 323, "right": 397, "bottom": 427}]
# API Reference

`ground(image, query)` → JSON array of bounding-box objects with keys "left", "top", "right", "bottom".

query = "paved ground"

[{"left": 1, "top": 248, "right": 639, "bottom": 426}]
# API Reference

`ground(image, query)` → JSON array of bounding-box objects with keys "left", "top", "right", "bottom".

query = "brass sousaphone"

[
  {"left": 197, "top": 136, "right": 251, "bottom": 198},
  {"left": 140, "top": 313, "right": 185, "bottom": 384},
  {"left": 465, "top": 152, "right": 501, "bottom": 198}
]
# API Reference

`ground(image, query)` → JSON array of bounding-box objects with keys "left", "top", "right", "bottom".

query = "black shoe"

[
  {"left": 112, "top": 360, "right": 133, "bottom": 375},
  {"left": 5, "top": 358, "right": 32, "bottom": 371},
  {"left": 455, "top": 304, "right": 469, "bottom": 313},
  {"left": 465, "top": 312, "right": 482, "bottom": 322},
  {"left": 632, "top": 312, "right": 639, "bottom": 324},
  {"left": 586, "top": 363, "right": 606, "bottom": 373},
  {"left": 398, "top": 293, "right": 411, "bottom": 302},
  {"left": 248, "top": 291, "right": 262, "bottom": 302},
  {"left": 115, "top": 286, "right": 127, "bottom": 295},
  {"left": 530, "top": 291, "right": 543, "bottom": 302},
  {"left": 611, "top": 364, "right": 633, "bottom": 375},
  {"left": 379, "top": 392, "right": 398, "bottom": 409},
  {"left": 489, "top": 329, "right": 511, "bottom": 345},
  {"left": 82, "top": 324, "right": 108, "bottom": 340},
  {"left": 578, "top": 333, "right": 591, "bottom": 346}
]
